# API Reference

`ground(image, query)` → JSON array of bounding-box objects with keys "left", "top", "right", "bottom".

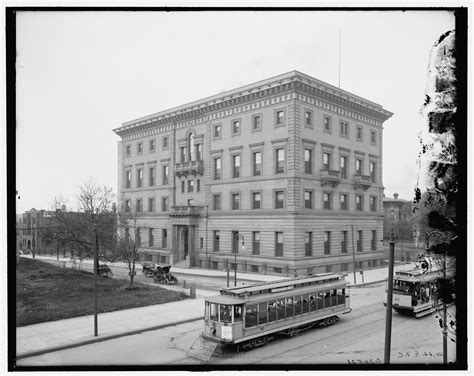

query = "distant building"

[
  {"left": 113, "top": 71, "right": 393, "bottom": 276},
  {"left": 382, "top": 193, "right": 414, "bottom": 238}
]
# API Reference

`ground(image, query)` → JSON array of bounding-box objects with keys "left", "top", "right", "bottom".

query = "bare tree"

[{"left": 114, "top": 210, "right": 141, "bottom": 288}]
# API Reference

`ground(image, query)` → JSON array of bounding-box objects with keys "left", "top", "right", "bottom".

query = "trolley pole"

[
  {"left": 442, "top": 249, "right": 448, "bottom": 364},
  {"left": 384, "top": 229, "right": 395, "bottom": 363}
]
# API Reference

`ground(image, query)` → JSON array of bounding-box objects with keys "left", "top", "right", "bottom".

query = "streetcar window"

[
  {"left": 323, "top": 291, "right": 330, "bottom": 308},
  {"left": 294, "top": 295, "right": 302, "bottom": 316},
  {"left": 210, "top": 303, "right": 218, "bottom": 321},
  {"left": 268, "top": 300, "right": 277, "bottom": 322},
  {"left": 220, "top": 304, "right": 232, "bottom": 323},
  {"left": 317, "top": 292, "right": 324, "bottom": 310},
  {"left": 331, "top": 289, "right": 338, "bottom": 306},
  {"left": 205, "top": 302, "right": 209, "bottom": 319},
  {"left": 309, "top": 293, "right": 316, "bottom": 311},
  {"left": 302, "top": 293, "right": 310, "bottom": 313},
  {"left": 285, "top": 297, "right": 294, "bottom": 317},
  {"left": 258, "top": 302, "right": 268, "bottom": 325},
  {"left": 276, "top": 299, "right": 286, "bottom": 320},
  {"left": 245, "top": 304, "right": 258, "bottom": 328},
  {"left": 234, "top": 305, "right": 243, "bottom": 322}
]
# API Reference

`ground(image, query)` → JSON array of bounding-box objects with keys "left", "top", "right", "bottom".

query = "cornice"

[{"left": 113, "top": 70, "right": 393, "bottom": 140}]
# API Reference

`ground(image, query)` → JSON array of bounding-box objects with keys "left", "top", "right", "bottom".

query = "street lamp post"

[
  {"left": 93, "top": 223, "right": 99, "bottom": 337},
  {"left": 233, "top": 233, "right": 245, "bottom": 286},
  {"left": 384, "top": 228, "right": 396, "bottom": 363}
]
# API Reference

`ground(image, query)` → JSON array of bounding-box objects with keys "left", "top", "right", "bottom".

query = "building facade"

[{"left": 114, "top": 71, "right": 393, "bottom": 276}]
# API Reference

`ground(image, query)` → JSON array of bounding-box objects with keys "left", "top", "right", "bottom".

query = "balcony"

[
  {"left": 353, "top": 174, "right": 372, "bottom": 190},
  {"left": 175, "top": 160, "right": 204, "bottom": 178},
  {"left": 169, "top": 206, "right": 202, "bottom": 217},
  {"left": 320, "top": 169, "right": 341, "bottom": 187}
]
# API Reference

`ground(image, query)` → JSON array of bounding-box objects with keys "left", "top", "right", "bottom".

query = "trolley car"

[
  {"left": 388, "top": 265, "right": 454, "bottom": 317},
  {"left": 202, "top": 273, "right": 351, "bottom": 351}
]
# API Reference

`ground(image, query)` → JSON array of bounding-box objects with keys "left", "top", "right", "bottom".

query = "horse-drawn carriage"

[
  {"left": 141, "top": 262, "right": 178, "bottom": 285},
  {"left": 98, "top": 264, "right": 113, "bottom": 278}
]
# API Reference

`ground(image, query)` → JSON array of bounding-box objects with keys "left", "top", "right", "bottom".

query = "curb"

[{"left": 16, "top": 315, "right": 204, "bottom": 360}]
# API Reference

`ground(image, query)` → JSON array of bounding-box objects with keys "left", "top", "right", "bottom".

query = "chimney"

[{"left": 393, "top": 193, "right": 399, "bottom": 200}]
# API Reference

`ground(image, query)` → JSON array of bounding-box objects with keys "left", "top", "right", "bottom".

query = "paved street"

[{"left": 16, "top": 283, "right": 456, "bottom": 366}]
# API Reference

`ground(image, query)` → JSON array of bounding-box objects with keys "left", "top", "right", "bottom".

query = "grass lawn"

[{"left": 16, "top": 257, "right": 188, "bottom": 326}]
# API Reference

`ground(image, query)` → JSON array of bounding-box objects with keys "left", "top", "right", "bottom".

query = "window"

[
  {"left": 187, "top": 133, "right": 195, "bottom": 161},
  {"left": 231, "top": 193, "right": 240, "bottom": 210},
  {"left": 323, "top": 192, "right": 332, "bottom": 210},
  {"left": 355, "top": 158, "right": 363, "bottom": 175},
  {"left": 275, "top": 110, "right": 285, "bottom": 126},
  {"left": 163, "top": 165, "right": 169, "bottom": 185},
  {"left": 232, "top": 154, "right": 241, "bottom": 178},
  {"left": 188, "top": 180, "right": 194, "bottom": 193},
  {"left": 340, "top": 156, "right": 347, "bottom": 179},
  {"left": 276, "top": 148, "right": 285, "bottom": 174},
  {"left": 213, "top": 231, "right": 220, "bottom": 252},
  {"left": 232, "top": 119, "right": 241, "bottom": 136},
  {"left": 275, "top": 232, "right": 284, "bottom": 257},
  {"left": 341, "top": 231, "right": 348, "bottom": 253},
  {"left": 214, "top": 157, "right": 221, "bottom": 180},
  {"left": 305, "top": 232, "right": 312, "bottom": 257},
  {"left": 125, "top": 145, "right": 131, "bottom": 156},
  {"left": 340, "top": 193, "right": 348, "bottom": 210},
  {"left": 200, "top": 237, "right": 204, "bottom": 249},
  {"left": 162, "top": 136, "right": 169, "bottom": 150},
  {"left": 149, "top": 166, "right": 155, "bottom": 186},
  {"left": 323, "top": 152, "right": 331, "bottom": 170},
  {"left": 137, "top": 142, "right": 143, "bottom": 155},
  {"left": 370, "top": 196, "right": 377, "bottom": 211},
  {"left": 180, "top": 146, "right": 186, "bottom": 163},
  {"left": 356, "top": 195, "right": 363, "bottom": 211},
  {"left": 213, "top": 194, "right": 221, "bottom": 210},
  {"left": 137, "top": 168, "right": 143, "bottom": 188},
  {"left": 148, "top": 198, "right": 155, "bottom": 212},
  {"left": 253, "top": 151, "right": 262, "bottom": 176},
  {"left": 357, "top": 231, "right": 363, "bottom": 252},
  {"left": 214, "top": 124, "right": 221, "bottom": 139},
  {"left": 181, "top": 180, "right": 185, "bottom": 193},
  {"left": 162, "top": 197, "right": 169, "bottom": 212},
  {"left": 148, "top": 229, "right": 154, "bottom": 247},
  {"left": 323, "top": 116, "right": 331, "bottom": 132},
  {"left": 370, "top": 161, "right": 376, "bottom": 182},
  {"left": 371, "top": 230, "right": 377, "bottom": 251},
  {"left": 232, "top": 231, "right": 240, "bottom": 254},
  {"left": 305, "top": 110, "right": 313, "bottom": 127},
  {"left": 197, "top": 179, "right": 201, "bottom": 192},
  {"left": 304, "top": 190, "right": 313, "bottom": 209},
  {"left": 125, "top": 170, "right": 131, "bottom": 188},
  {"left": 370, "top": 130, "right": 377, "bottom": 145},
  {"left": 252, "top": 115, "right": 262, "bottom": 131},
  {"left": 195, "top": 144, "right": 202, "bottom": 161},
  {"left": 340, "top": 120, "right": 349, "bottom": 137},
  {"left": 324, "top": 231, "right": 331, "bottom": 254},
  {"left": 149, "top": 139, "right": 155, "bottom": 152},
  {"left": 356, "top": 126, "right": 363, "bottom": 141},
  {"left": 125, "top": 199, "right": 131, "bottom": 213},
  {"left": 252, "top": 232, "right": 260, "bottom": 255},
  {"left": 136, "top": 199, "right": 143, "bottom": 213},
  {"left": 162, "top": 229, "right": 168, "bottom": 248},
  {"left": 304, "top": 149, "right": 312, "bottom": 174},
  {"left": 252, "top": 192, "right": 261, "bottom": 209},
  {"left": 275, "top": 190, "right": 284, "bottom": 209}
]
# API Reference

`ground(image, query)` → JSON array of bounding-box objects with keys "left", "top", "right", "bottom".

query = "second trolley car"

[
  {"left": 388, "top": 265, "right": 454, "bottom": 317},
  {"left": 202, "top": 273, "right": 351, "bottom": 351}
]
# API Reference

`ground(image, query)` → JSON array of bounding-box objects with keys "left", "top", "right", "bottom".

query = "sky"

[{"left": 14, "top": 9, "right": 456, "bottom": 213}]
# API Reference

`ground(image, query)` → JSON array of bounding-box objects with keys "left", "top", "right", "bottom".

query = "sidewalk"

[{"left": 16, "top": 255, "right": 411, "bottom": 360}]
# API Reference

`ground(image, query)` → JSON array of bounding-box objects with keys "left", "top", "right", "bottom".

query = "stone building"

[{"left": 113, "top": 71, "right": 393, "bottom": 276}]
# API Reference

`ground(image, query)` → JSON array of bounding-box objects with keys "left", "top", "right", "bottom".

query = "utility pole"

[
  {"left": 384, "top": 228, "right": 395, "bottom": 363},
  {"left": 233, "top": 233, "right": 245, "bottom": 286},
  {"left": 93, "top": 223, "right": 99, "bottom": 337},
  {"left": 351, "top": 225, "right": 357, "bottom": 284}
]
